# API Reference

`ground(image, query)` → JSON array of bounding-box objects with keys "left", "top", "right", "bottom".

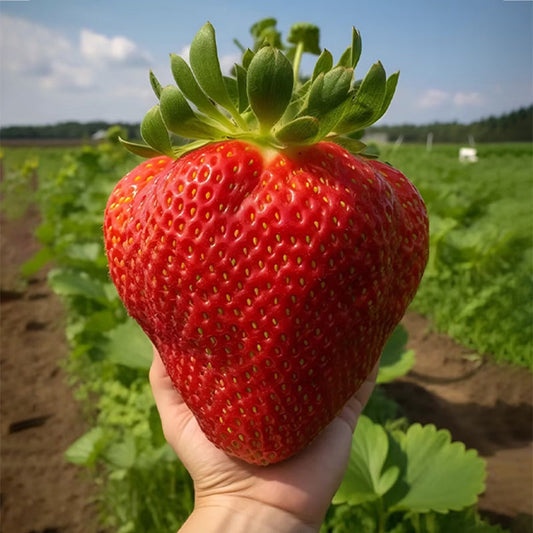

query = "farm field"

[{"left": 1, "top": 140, "right": 532, "bottom": 532}]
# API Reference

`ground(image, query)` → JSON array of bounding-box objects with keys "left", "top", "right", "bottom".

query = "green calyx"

[{"left": 121, "top": 20, "right": 399, "bottom": 159}]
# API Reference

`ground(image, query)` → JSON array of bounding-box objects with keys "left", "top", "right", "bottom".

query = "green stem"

[
  {"left": 376, "top": 497, "right": 388, "bottom": 533},
  {"left": 228, "top": 107, "right": 250, "bottom": 132},
  {"left": 292, "top": 41, "right": 304, "bottom": 85}
]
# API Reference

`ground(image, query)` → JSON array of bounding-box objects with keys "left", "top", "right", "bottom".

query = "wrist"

[{"left": 179, "top": 495, "right": 318, "bottom": 533}]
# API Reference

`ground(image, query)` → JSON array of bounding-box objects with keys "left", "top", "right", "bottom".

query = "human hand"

[{"left": 150, "top": 347, "right": 379, "bottom": 533}]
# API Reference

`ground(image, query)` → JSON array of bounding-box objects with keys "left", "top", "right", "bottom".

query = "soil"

[
  {"left": 0, "top": 207, "right": 102, "bottom": 533},
  {"left": 1, "top": 205, "right": 532, "bottom": 533}
]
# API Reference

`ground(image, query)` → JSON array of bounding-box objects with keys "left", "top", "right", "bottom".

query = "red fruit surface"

[{"left": 104, "top": 139, "right": 428, "bottom": 464}]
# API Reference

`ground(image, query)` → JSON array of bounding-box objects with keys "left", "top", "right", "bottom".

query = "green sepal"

[
  {"left": 374, "top": 71, "right": 400, "bottom": 123},
  {"left": 247, "top": 46, "right": 294, "bottom": 132},
  {"left": 119, "top": 137, "right": 165, "bottom": 158},
  {"left": 336, "top": 46, "right": 352, "bottom": 68},
  {"left": 275, "top": 116, "right": 319, "bottom": 144},
  {"left": 159, "top": 85, "right": 225, "bottom": 139},
  {"left": 336, "top": 28, "right": 362, "bottom": 69},
  {"left": 304, "top": 67, "right": 353, "bottom": 117},
  {"left": 234, "top": 64, "right": 249, "bottom": 113},
  {"left": 169, "top": 53, "right": 236, "bottom": 132},
  {"left": 223, "top": 76, "right": 239, "bottom": 109},
  {"left": 334, "top": 61, "right": 387, "bottom": 133},
  {"left": 242, "top": 48, "right": 255, "bottom": 69},
  {"left": 312, "top": 49, "right": 334, "bottom": 80},
  {"left": 149, "top": 70, "right": 162, "bottom": 99},
  {"left": 129, "top": 22, "right": 399, "bottom": 159},
  {"left": 189, "top": 22, "right": 243, "bottom": 125},
  {"left": 329, "top": 135, "right": 367, "bottom": 154},
  {"left": 282, "top": 78, "right": 313, "bottom": 122},
  {"left": 287, "top": 23, "right": 321, "bottom": 55},
  {"left": 350, "top": 27, "right": 362, "bottom": 69},
  {"left": 173, "top": 139, "right": 211, "bottom": 159},
  {"left": 140, "top": 106, "right": 174, "bottom": 156}
]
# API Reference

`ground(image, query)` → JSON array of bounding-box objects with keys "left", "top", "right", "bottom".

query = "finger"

[
  {"left": 149, "top": 346, "right": 187, "bottom": 415},
  {"left": 338, "top": 358, "right": 380, "bottom": 432}
]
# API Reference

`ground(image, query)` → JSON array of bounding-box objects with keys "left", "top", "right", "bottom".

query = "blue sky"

[{"left": 1, "top": 0, "right": 531, "bottom": 126}]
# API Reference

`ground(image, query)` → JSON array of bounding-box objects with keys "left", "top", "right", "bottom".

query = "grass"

[{"left": 382, "top": 142, "right": 533, "bottom": 368}]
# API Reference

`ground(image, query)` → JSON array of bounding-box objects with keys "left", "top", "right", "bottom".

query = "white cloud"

[
  {"left": 417, "top": 89, "right": 486, "bottom": 112},
  {"left": 220, "top": 53, "right": 241, "bottom": 75},
  {"left": 0, "top": 14, "right": 159, "bottom": 124},
  {"left": 1, "top": 14, "right": 71, "bottom": 76},
  {"left": 40, "top": 63, "right": 95, "bottom": 91},
  {"left": 418, "top": 89, "right": 450, "bottom": 109},
  {"left": 453, "top": 92, "right": 484, "bottom": 106},
  {"left": 80, "top": 29, "right": 152, "bottom": 66},
  {"left": 0, "top": 14, "right": 154, "bottom": 94},
  {"left": 178, "top": 45, "right": 191, "bottom": 63}
]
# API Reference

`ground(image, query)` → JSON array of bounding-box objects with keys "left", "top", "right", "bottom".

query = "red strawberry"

[{"left": 104, "top": 22, "right": 429, "bottom": 464}]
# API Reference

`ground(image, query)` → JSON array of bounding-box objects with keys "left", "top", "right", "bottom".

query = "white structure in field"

[{"left": 459, "top": 147, "right": 478, "bottom": 163}]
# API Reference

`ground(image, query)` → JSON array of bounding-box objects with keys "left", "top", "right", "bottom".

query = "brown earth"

[
  {"left": 0, "top": 207, "right": 102, "bottom": 533},
  {"left": 390, "top": 314, "right": 533, "bottom": 532},
  {"left": 1, "top": 205, "right": 532, "bottom": 533}
]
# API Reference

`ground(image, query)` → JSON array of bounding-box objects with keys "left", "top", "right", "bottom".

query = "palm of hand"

[{"left": 150, "top": 349, "right": 378, "bottom": 529}]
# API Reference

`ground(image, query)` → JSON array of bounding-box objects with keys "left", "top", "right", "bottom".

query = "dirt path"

[
  {"left": 1, "top": 205, "right": 532, "bottom": 532},
  {"left": 0, "top": 207, "right": 101, "bottom": 533},
  {"left": 393, "top": 313, "right": 533, "bottom": 531}
]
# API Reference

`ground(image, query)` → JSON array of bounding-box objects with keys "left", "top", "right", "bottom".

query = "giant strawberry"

[{"left": 104, "top": 21, "right": 429, "bottom": 464}]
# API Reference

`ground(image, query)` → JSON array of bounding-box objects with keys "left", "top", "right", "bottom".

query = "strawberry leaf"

[
  {"left": 374, "top": 71, "right": 400, "bottom": 124},
  {"left": 234, "top": 64, "right": 250, "bottom": 113},
  {"left": 48, "top": 268, "right": 107, "bottom": 303},
  {"left": 65, "top": 427, "right": 106, "bottom": 467},
  {"left": 333, "top": 416, "right": 400, "bottom": 505},
  {"left": 170, "top": 53, "right": 236, "bottom": 131},
  {"left": 334, "top": 61, "right": 387, "bottom": 133},
  {"left": 349, "top": 27, "right": 362, "bottom": 69},
  {"left": 286, "top": 23, "right": 321, "bottom": 55},
  {"left": 336, "top": 46, "right": 352, "bottom": 68},
  {"left": 250, "top": 18, "right": 282, "bottom": 50},
  {"left": 104, "top": 434, "right": 137, "bottom": 469},
  {"left": 189, "top": 22, "right": 245, "bottom": 128},
  {"left": 304, "top": 67, "right": 353, "bottom": 118},
  {"left": 242, "top": 48, "right": 255, "bottom": 69},
  {"left": 312, "top": 49, "right": 334, "bottom": 80},
  {"left": 377, "top": 325, "right": 416, "bottom": 383},
  {"left": 386, "top": 424, "right": 487, "bottom": 513},
  {"left": 327, "top": 135, "right": 366, "bottom": 154},
  {"left": 140, "top": 105, "right": 174, "bottom": 157},
  {"left": 159, "top": 85, "right": 224, "bottom": 139},
  {"left": 247, "top": 46, "right": 294, "bottom": 132},
  {"left": 132, "top": 22, "right": 400, "bottom": 156},
  {"left": 106, "top": 319, "right": 153, "bottom": 369},
  {"left": 149, "top": 70, "right": 162, "bottom": 99},
  {"left": 119, "top": 138, "right": 164, "bottom": 159},
  {"left": 275, "top": 116, "right": 319, "bottom": 144}
]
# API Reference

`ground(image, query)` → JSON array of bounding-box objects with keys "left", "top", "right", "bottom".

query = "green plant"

[
  {"left": 321, "top": 415, "right": 506, "bottom": 533},
  {"left": 383, "top": 143, "right": 533, "bottom": 367}
]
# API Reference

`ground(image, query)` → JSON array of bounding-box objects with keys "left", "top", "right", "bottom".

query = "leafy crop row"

[
  {"left": 1, "top": 139, "right": 507, "bottom": 532},
  {"left": 383, "top": 143, "right": 533, "bottom": 368}
]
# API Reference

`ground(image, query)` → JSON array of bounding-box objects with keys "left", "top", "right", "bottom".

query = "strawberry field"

[
  {"left": 383, "top": 142, "right": 533, "bottom": 368},
  {"left": 1, "top": 137, "right": 531, "bottom": 533}
]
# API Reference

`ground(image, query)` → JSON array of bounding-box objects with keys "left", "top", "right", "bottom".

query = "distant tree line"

[
  {"left": 0, "top": 121, "right": 139, "bottom": 141},
  {"left": 0, "top": 105, "right": 531, "bottom": 143},
  {"left": 368, "top": 105, "right": 532, "bottom": 143}
]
